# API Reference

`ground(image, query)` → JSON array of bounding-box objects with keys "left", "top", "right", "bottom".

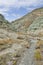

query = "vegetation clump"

[{"left": 34, "top": 49, "right": 42, "bottom": 61}]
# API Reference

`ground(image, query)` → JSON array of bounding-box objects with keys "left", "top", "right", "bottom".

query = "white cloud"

[
  {"left": 0, "top": 0, "right": 42, "bottom": 8},
  {"left": 12, "top": 14, "right": 21, "bottom": 18},
  {"left": 0, "top": 8, "right": 9, "bottom": 12},
  {"left": 0, "top": 0, "right": 42, "bottom": 11},
  {"left": 0, "top": 7, "right": 9, "bottom": 17},
  {"left": 8, "top": 13, "right": 22, "bottom": 22}
]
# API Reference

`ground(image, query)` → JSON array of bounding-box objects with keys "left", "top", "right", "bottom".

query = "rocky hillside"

[
  {"left": 28, "top": 16, "right": 43, "bottom": 31},
  {"left": 11, "top": 7, "right": 43, "bottom": 32},
  {"left": 0, "top": 8, "right": 43, "bottom": 33},
  {"left": 0, "top": 14, "right": 10, "bottom": 29},
  {"left": 27, "top": 16, "right": 43, "bottom": 36}
]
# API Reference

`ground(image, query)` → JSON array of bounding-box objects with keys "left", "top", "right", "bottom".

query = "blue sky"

[{"left": 0, "top": 0, "right": 43, "bottom": 22}]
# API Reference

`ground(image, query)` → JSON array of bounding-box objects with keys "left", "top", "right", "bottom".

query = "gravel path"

[{"left": 19, "top": 39, "right": 37, "bottom": 65}]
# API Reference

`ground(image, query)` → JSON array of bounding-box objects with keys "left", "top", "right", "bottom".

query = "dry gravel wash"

[{"left": 19, "top": 39, "right": 37, "bottom": 65}]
